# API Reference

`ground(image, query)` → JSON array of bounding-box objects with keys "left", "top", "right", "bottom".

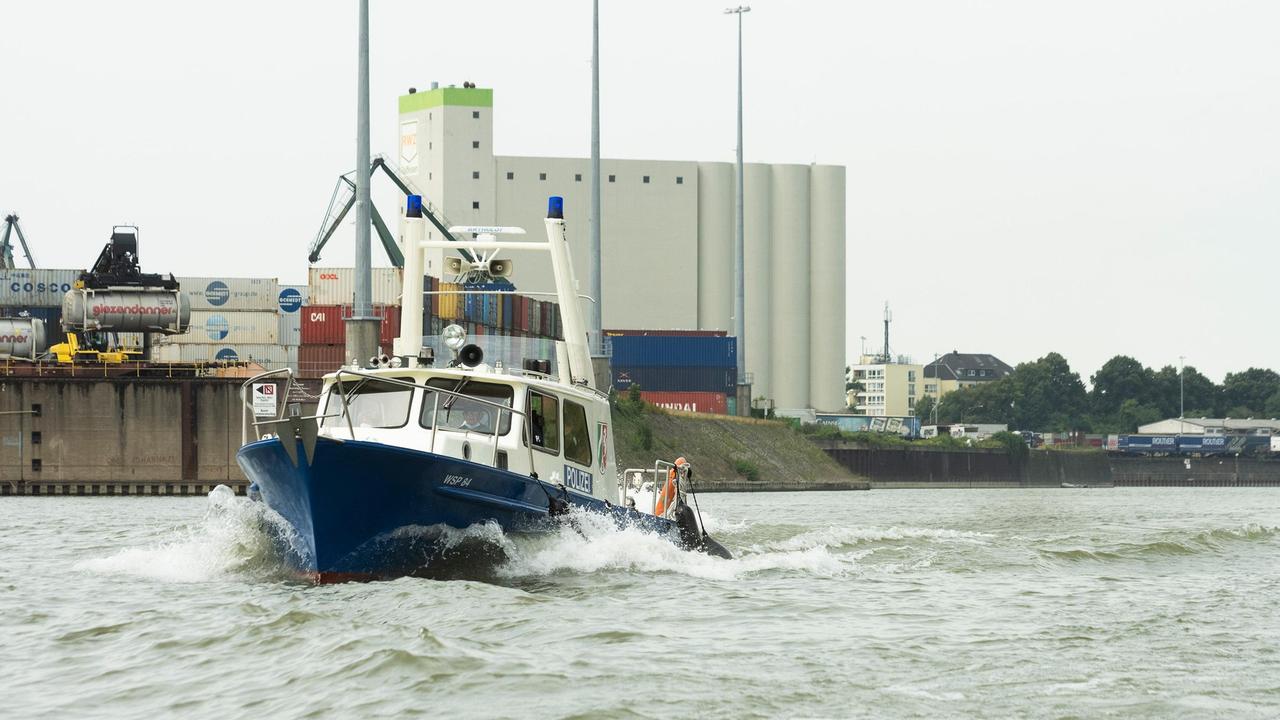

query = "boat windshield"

[
  {"left": 420, "top": 378, "right": 515, "bottom": 436},
  {"left": 323, "top": 376, "right": 415, "bottom": 429}
]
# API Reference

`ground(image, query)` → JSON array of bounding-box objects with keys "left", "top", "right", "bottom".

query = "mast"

[{"left": 544, "top": 197, "right": 593, "bottom": 387}]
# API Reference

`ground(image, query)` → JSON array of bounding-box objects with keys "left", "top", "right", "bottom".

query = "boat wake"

[
  {"left": 75, "top": 489, "right": 1014, "bottom": 584},
  {"left": 1039, "top": 523, "right": 1279, "bottom": 563},
  {"left": 75, "top": 486, "right": 305, "bottom": 583}
]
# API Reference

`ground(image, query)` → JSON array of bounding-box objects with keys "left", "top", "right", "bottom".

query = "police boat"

[{"left": 236, "top": 196, "right": 730, "bottom": 581}]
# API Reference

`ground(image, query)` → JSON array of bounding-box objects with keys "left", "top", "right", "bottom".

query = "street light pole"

[
  {"left": 589, "top": 0, "right": 602, "bottom": 356},
  {"left": 725, "top": 5, "right": 750, "bottom": 385},
  {"left": 1179, "top": 355, "right": 1186, "bottom": 421}
]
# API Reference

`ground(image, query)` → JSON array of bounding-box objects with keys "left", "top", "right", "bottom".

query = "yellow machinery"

[{"left": 48, "top": 332, "right": 144, "bottom": 364}]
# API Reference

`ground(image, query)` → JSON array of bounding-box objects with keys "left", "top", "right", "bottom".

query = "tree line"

[{"left": 911, "top": 353, "right": 1280, "bottom": 433}]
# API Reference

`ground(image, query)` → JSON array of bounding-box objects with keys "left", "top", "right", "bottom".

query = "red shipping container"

[
  {"left": 301, "top": 305, "right": 402, "bottom": 345},
  {"left": 298, "top": 344, "right": 347, "bottom": 379},
  {"left": 639, "top": 391, "right": 729, "bottom": 415}
]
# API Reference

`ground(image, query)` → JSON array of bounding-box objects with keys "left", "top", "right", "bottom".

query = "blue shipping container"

[
  {"left": 611, "top": 365, "right": 737, "bottom": 392},
  {"left": 609, "top": 335, "right": 737, "bottom": 368}
]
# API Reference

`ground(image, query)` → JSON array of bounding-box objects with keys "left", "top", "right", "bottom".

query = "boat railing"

[
  {"left": 329, "top": 369, "right": 537, "bottom": 474},
  {"left": 239, "top": 367, "right": 311, "bottom": 446},
  {"left": 621, "top": 460, "right": 679, "bottom": 517}
]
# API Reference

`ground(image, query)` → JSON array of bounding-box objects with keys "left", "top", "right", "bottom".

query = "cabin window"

[
  {"left": 323, "top": 376, "right": 414, "bottom": 429},
  {"left": 526, "top": 390, "right": 560, "bottom": 454},
  {"left": 563, "top": 400, "right": 592, "bottom": 467},
  {"left": 419, "top": 379, "right": 514, "bottom": 435}
]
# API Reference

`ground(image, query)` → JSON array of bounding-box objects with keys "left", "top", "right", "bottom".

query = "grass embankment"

[{"left": 610, "top": 394, "right": 869, "bottom": 491}]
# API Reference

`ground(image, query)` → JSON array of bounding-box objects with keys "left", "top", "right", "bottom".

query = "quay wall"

[
  {"left": 0, "top": 377, "right": 269, "bottom": 495},
  {"left": 821, "top": 443, "right": 1280, "bottom": 488}
]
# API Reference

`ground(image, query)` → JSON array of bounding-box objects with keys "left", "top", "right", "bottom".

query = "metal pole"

[
  {"left": 726, "top": 6, "right": 750, "bottom": 383},
  {"left": 1179, "top": 355, "right": 1186, "bottom": 420},
  {"left": 589, "top": 0, "right": 602, "bottom": 355},
  {"left": 353, "top": 0, "right": 372, "bottom": 319}
]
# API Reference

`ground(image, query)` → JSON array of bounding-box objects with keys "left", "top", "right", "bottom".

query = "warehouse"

[{"left": 396, "top": 85, "right": 846, "bottom": 412}]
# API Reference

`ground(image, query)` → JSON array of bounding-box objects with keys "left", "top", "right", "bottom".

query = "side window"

[
  {"left": 563, "top": 401, "right": 592, "bottom": 467},
  {"left": 527, "top": 391, "right": 560, "bottom": 454}
]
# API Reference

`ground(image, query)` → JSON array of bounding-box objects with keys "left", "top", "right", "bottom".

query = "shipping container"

[
  {"left": 150, "top": 343, "right": 290, "bottom": 367},
  {"left": 300, "top": 304, "right": 403, "bottom": 346},
  {"left": 178, "top": 277, "right": 280, "bottom": 311},
  {"left": 277, "top": 284, "right": 308, "bottom": 314},
  {"left": 164, "top": 310, "right": 278, "bottom": 345},
  {"left": 438, "top": 282, "right": 464, "bottom": 320},
  {"left": 0, "top": 269, "right": 79, "bottom": 307},
  {"left": 426, "top": 276, "right": 439, "bottom": 318},
  {"left": 279, "top": 309, "right": 301, "bottom": 346},
  {"left": 639, "top": 391, "right": 729, "bottom": 415},
  {"left": 608, "top": 335, "right": 737, "bottom": 368},
  {"left": 605, "top": 329, "right": 728, "bottom": 337},
  {"left": 298, "top": 343, "right": 348, "bottom": 378},
  {"left": 308, "top": 267, "right": 403, "bottom": 306},
  {"left": 611, "top": 365, "right": 737, "bottom": 392}
]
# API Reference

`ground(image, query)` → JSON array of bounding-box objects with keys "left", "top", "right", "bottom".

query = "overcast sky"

[{"left": 3, "top": 1, "right": 1277, "bottom": 383}]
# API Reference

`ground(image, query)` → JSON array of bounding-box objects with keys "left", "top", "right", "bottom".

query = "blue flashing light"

[
  {"left": 547, "top": 196, "right": 564, "bottom": 220},
  {"left": 406, "top": 194, "right": 423, "bottom": 218}
]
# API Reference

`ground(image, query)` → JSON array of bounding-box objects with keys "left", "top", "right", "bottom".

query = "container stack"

[
  {"left": 298, "top": 268, "right": 566, "bottom": 379},
  {"left": 606, "top": 331, "right": 737, "bottom": 415},
  {"left": 0, "top": 268, "right": 78, "bottom": 356},
  {"left": 152, "top": 277, "right": 287, "bottom": 370}
]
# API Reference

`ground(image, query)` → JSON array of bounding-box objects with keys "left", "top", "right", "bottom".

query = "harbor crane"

[
  {"left": 308, "top": 156, "right": 498, "bottom": 283},
  {"left": 1, "top": 214, "right": 36, "bottom": 269}
]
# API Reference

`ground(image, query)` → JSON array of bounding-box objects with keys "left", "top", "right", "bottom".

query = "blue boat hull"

[{"left": 236, "top": 436, "right": 673, "bottom": 581}]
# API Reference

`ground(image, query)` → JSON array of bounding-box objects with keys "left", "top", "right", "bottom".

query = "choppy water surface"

[{"left": 3, "top": 488, "right": 1279, "bottom": 719}]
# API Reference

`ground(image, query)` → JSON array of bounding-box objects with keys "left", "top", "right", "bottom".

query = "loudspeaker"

[
  {"left": 458, "top": 343, "right": 484, "bottom": 367},
  {"left": 488, "top": 259, "right": 514, "bottom": 277},
  {"left": 445, "top": 256, "right": 465, "bottom": 275}
]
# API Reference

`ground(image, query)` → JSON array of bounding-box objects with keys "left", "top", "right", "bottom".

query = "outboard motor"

[{"left": 673, "top": 499, "right": 732, "bottom": 559}]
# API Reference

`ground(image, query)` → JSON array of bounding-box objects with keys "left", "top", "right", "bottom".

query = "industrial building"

[
  {"left": 395, "top": 85, "right": 846, "bottom": 412},
  {"left": 1137, "top": 417, "right": 1280, "bottom": 436}
]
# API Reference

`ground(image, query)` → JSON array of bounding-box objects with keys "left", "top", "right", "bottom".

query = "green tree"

[
  {"left": 914, "top": 395, "right": 937, "bottom": 423},
  {"left": 1221, "top": 368, "right": 1280, "bottom": 417},
  {"left": 1004, "top": 352, "right": 1088, "bottom": 431},
  {"left": 1114, "top": 398, "right": 1164, "bottom": 432},
  {"left": 1266, "top": 391, "right": 1280, "bottom": 418},
  {"left": 1150, "top": 364, "right": 1219, "bottom": 419},
  {"left": 1090, "top": 355, "right": 1155, "bottom": 417}
]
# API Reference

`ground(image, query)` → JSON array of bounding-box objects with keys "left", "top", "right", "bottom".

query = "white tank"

[
  {"left": 743, "top": 163, "right": 773, "bottom": 403},
  {"left": 61, "top": 289, "right": 191, "bottom": 335},
  {"left": 808, "top": 164, "right": 847, "bottom": 412},
  {"left": 0, "top": 318, "right": 47, "bottom": 360},
  {"left": 769, "top": 164, "right": 812, "bottom": 411}
]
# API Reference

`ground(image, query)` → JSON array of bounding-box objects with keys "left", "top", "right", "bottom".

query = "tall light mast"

[
  {"left": 346, "top": 0, "right": 380, "bottom": 365},
  {"left": 726, "top": 5, "right": 750, "bottom": 386},
  {"left": 589, "top": 0, "right": 603, "bottom": 356}
]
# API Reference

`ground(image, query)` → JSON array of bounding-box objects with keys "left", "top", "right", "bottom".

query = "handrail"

[
  {"left": 652, "top": 459, "right": 677, "bottom": 517},
  {"left": 238, "top": 367, "right": 298, "bottom": 445}
]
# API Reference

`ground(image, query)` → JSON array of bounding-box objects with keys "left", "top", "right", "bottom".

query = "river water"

[{"left": 2, "top": 488, "right": 1278, "bottom": 719}]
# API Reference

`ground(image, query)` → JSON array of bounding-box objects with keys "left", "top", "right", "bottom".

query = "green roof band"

[{"left": 398, "top": 87, "right": 493, "bottom": 113}]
